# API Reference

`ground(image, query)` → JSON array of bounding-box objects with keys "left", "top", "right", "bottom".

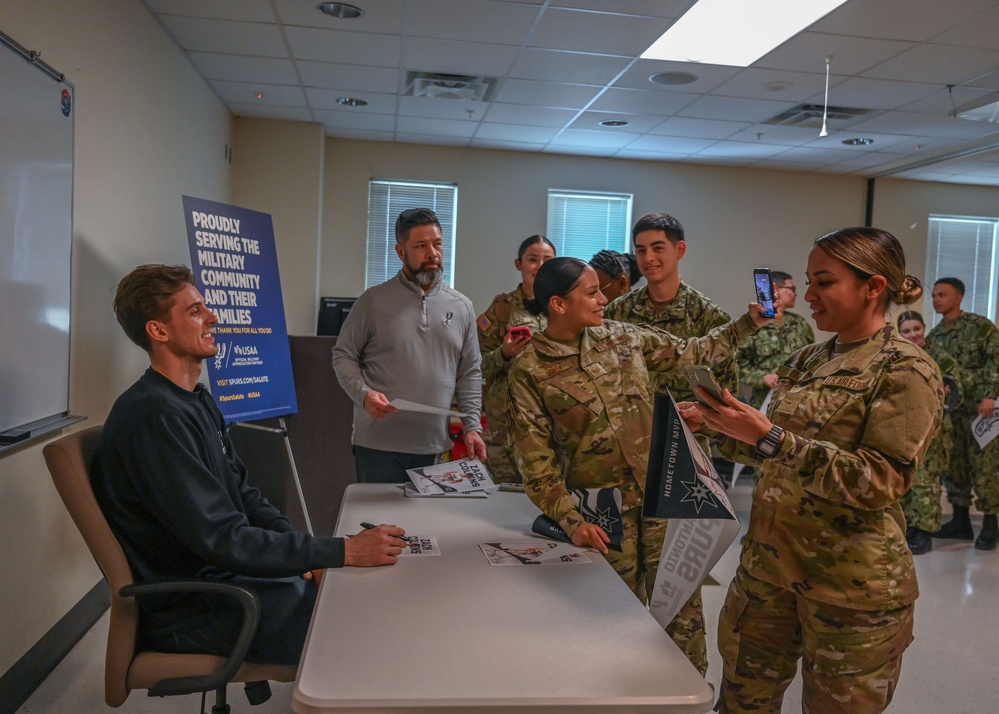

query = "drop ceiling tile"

[
  {"left": 315, "top": 109, "right": 397, "bottom": 131},
  {"left": 396, "top": 116, "right": 478, "bottom": 137},
  {"left": 405, "top": 0, "right": 539, "bottom": 44},
  {"left": 543, "top": 143, "right": 617, "bottom": 157},
  {"left": 548, "top": 127, "right": 641, "bottom": 149},
  {"left": 298, "top": 62, "right": 400, "bottom": 93},
  {"left": 693, "top": 140, "right": 792, "bottom": 161},
  {"left": 306, "top": 88, "right": 397, "bottom": 112},
  {"left": 861, "top": 43, "right": 999, "bottom": 85},
  {"left": 734, "top": 124, "right": 827, "bottom": 147},
  {"left": 551, "top": 0, "right": 688, "bottom": 17},
  {"left": 612, "top": 59, "right": 737, "bottom": 93},
  {"left": 612, "top": 148, "right": 690, "bottom": 161},
  {"left": 470, "top": 138, "right": 547, "bottom": 152},
  {"left": 650, "top": 117, "right": 750, "bottom": 140},
  {"left": 494, "top": 79, "right": 602, "bottom": 109},
  {"left": 402, "top": 38, "right": 519, "bottom": 77},
  {"left": 142, "top": 0, "right": 276, "bottom": 22},
  {"left": 713, "top": 68, "right": 827, "bottom": 103},
  {"left": 484, "top": 103, "right": 580, "bottom": 127},
  {"left": 811, "top": 76, "right": 943, "bottom": 112},
  {"left": 326, "top": 128, "right": 397, "bottom": 142},
  {"left": 474, "top": 123, "right": 560, "bottom": 143},
  {"left": 158, "top": 16, "right": 288, "bottom": 55},
  {"left": 931, "top": 6, "right": 999, "bottom": 51},
  {"left": 757, "top": 33, "right": 915, "bottom": 77},
  {"left": 397, "top": 96, "right": 489, "bottom": 121},
  {"left": 511, "top": 48, "right": 632, "bottom": 84},
  {"left": 677, "top": 95, "right": 799, "bottom": 124},
  {"left": 285, "top": 26, "right": 402, "bottom": 66},
  {"left": 188, "top": 53, "right": 298, "bottom": 85},
  {"left": 395, "top": 132, "right": 472, "bottom": 147},
  {"left": 273, "top": 0, "right": 405, "bottom": 32},
  {"left": 622, "top": 135, "right": 716, "bottom": 153},
  {"left": 589, "top": 87, "right": 695, "bottom": 115},
  {"left": 899, "top": 86, "right": 995, "bottom": 115},
  {"left": 811, "top": 0, "right": 998, "bottom": 42},
  {"left": 209, "top": 80, "right": 307, "bottom": 106},
  {"left": 528, "top": 7, "right": 670, "bottom": 56}
]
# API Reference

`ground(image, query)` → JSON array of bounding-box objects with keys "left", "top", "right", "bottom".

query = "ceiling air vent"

[
  {"left": 764, "top": 103, "right": 869, "bottom": 129},
  {"left": 404, "top": 72, "right": 497, "bottom": 102}
]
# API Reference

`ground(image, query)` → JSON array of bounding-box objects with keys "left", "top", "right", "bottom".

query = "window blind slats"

[
  {"left": 366, "top": 180, "right": 458, "bottom": 290},
  {"left": 546, "top": 190, "right": 633, "bottom": 260},
  {"left": 925, "top": 215, "right": 998, "bottom": 327}
]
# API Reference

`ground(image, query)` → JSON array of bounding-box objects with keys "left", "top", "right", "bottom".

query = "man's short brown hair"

[{"left": 113, "top": 264, "right": 194, "bottom": 351}]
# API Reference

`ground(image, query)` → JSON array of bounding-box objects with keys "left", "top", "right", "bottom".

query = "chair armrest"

[{"left": 119, "top": 580, "right": 260, "bottom": 698}]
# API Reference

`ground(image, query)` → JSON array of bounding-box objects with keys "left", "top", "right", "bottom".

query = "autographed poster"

[{"left": 643, "top": 391, "right": 741, "bottom": 627}]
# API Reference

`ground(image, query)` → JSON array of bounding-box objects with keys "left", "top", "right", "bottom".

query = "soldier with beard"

[{"left": 333, "top": 208, "right": 485, "bottom": 483}]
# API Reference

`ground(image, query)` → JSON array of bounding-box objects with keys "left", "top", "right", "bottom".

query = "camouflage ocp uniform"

[
  {"left": 713, "top": 326, "right": 943, "bottom": 713},
  {"left": 926, "top": 311, "right": 999, "bottom": 514},
  {"left": 735, "top": 310, "right": 815, "bottom": 408},
  {"left": 901, "top": 339, "right": 961, "bottom": 532},
  {"left": 476, "top": 285, "right": 547, "bottom": 483},
  {"left": 509, "top": 314, "right": 759, "bottom": 676}
]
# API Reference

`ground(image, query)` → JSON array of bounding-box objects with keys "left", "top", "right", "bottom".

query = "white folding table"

[{"left": 293, "top": 483, "right": 713, "bottom": 713}]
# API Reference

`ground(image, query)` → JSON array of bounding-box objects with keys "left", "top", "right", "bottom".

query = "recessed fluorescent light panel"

[{"left": 641, "top": 0, "right": 849, "bottom": 67}]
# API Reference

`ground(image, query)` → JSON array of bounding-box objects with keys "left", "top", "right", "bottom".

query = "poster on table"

[
  {"left": 643, "top": 391, "right": 740, "bottom": 628},
  {"left": 183, "top": 195, "right": 298, "bottom": 423}
]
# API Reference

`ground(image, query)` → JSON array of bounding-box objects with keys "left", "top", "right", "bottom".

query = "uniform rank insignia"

[{"left": 476, "top": 313, "right": 492, "bottom": 331}]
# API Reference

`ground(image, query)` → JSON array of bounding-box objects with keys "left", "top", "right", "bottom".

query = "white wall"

[{"left": 0, "top": 0, "right": 231, "bottom": 673}]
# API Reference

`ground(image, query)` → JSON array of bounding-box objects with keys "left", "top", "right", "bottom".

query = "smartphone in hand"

[
  {"left": 683, "top": 365, "right": 725, "bottom": 406},
  {"left": 754, "top": 267, "right": 776, "bottom": 319},
  {"left": 509, "top": 325, "right": 532, "bottom": 340}
]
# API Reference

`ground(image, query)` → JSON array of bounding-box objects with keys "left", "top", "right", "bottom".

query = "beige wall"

[
  {"left": 322, "top": 139, "right": 869, "bottom": 331},
  {"left": 0, "top": 0, "right": 231, "bottom": 672},
  {"left": 231, "top": 119, "right": 325, "bottom": 336}
]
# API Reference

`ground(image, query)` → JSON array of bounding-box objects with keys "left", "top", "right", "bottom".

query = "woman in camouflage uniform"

[
  {"left": 476, "top": 235, "right": 556, "bottom": 483},
  {"left": 682, "top": 228, "right": 943, "bottom": 714},
  {"left": 508, "top": 257, "right": 772, "bottom": 676},
  {"left": 897, "top": 310, "right": 961, "bottom": 555}
]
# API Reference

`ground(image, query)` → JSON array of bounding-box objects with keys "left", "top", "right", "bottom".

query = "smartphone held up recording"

[
  {"left": 509, "top": 325, "right": 532, "bottom": 340},
  {"left": 754, "top": 267, "right": 776, "bottom": 318}
]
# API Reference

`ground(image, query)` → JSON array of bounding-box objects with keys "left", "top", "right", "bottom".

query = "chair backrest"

[{"left": 43, "top": 425, "right": 138, "bottom": 707}]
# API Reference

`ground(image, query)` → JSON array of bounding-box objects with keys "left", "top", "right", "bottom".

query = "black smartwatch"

[{"left": 754, "top": 425, "right": 784, "bottom": 459}]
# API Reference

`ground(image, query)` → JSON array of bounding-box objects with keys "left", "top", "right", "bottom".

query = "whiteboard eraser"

[{"left": 0, "top": 429, "right": 30, "bottom": 444}]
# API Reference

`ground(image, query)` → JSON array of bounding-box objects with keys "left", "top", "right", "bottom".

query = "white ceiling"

[{"left": 142, "top": 0, "right": 999, "bottom": 186}]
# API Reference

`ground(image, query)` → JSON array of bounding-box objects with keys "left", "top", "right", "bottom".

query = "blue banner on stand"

[{"left": 183, "top": 195, "right": 298, "bottom": 423}]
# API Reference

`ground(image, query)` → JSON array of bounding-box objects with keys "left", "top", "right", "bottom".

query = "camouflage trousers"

[
  {"left": 901, "top": 415, "right": 951, "bottom": 531},
  {"left": 943, "top": 411, "right": 999, "bottom": 514},
  {"left": 604, "top": 507, "right": 707, "bottom": 676},
  {"left": 716, "top": 568, "right": 914, "bottom": 714},
  {"left": 484, "top": 438, "right": 522, "bottom": 484}
]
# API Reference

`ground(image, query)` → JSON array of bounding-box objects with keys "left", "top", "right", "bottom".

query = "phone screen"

[{"left": 754, "top": 269, "right": 776, "bottom": 318}]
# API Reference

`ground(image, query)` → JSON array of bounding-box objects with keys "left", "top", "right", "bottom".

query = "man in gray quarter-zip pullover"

[{"left": 333, "top": 208, "right": 485, "bottom": 483}]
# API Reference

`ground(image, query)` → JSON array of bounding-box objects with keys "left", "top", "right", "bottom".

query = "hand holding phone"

[
  {"left": 683, "top": 365, "right": 725, "bottom": 407},
  {"left": 754, "top": 268, "right": 776, "bottom": 319},
  {"left": 509, "top": 325, "right": 532, "bottom": 340}
]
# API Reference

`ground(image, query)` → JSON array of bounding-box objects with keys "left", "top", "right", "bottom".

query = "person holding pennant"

[
  {"left": 508, "top": 256, "right": 775, "bottom": 676},
  {"left": 679, "top": 227, "right": 944, "bottom": 714}
]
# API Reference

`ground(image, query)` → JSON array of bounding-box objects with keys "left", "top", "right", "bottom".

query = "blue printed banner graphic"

[
  {"left": 183, "top": 195, "right": 298, "bottom": 422},
  {"left": 643, "top": 391, "right": 736, "bottom": 521}
]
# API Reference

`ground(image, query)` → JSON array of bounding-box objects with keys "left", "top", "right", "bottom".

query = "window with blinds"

[
  {"left": 925, "top": 215, "right": 999, "bottom": 327},
  {"left": 366, "top": 179, "right": 458, "bottom": 290},
  {"left": 546, "top": 190, "right": 633, "bottom": 260}
]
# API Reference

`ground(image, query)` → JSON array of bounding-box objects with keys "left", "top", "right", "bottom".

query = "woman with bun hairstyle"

[
  {"left": 508, "top": 256, "right": 774, "bottom": 675},
  {"left": 681, "top": 227, "right": 944, "bottom": 713},
  {"left": 476, "top": 235, "right": 556, "bottom": 482},
  {"left": 896, "top": 310, "right": 961, "bottom": 554}
]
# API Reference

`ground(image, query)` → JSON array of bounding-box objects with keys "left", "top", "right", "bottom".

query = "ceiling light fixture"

[
  {"left": 641, "top": 0, "right": 848, "bottom": 67},
  {"left": 600, "top": 120, "right": 629, "bottom": 127},
  {"left": 842, "top": 137, "right": 873, "bottom": 146},
  {"left": 336, "top": 97, "right": 367, "bottom": 107},
  {"left": 316, "top": 3, "right": 363, "bottom": 19},
  {"left": 954, "top": 92, "right": 999, "bottom": 123}
]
